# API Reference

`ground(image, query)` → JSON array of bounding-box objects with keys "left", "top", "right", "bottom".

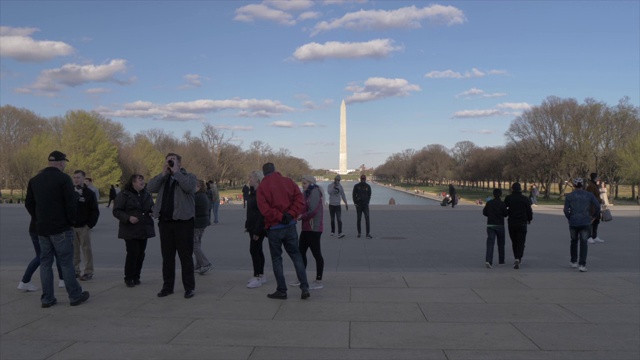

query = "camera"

[{"left": 167, "top": 160, "right": 174, "bottom": 167}]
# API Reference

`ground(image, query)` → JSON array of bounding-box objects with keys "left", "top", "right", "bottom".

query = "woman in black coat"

[{"left": 112, "top": 174, "right": 155, "bottom": 287}]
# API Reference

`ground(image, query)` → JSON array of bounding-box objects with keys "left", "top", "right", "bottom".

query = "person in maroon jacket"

[{"left": 257, "top": 162, "right": 309, "bottom": 300}]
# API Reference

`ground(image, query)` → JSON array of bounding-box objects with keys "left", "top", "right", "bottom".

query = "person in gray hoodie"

[
  {"left": 147, "top": 153, "right": 197, "bottom": 299},
  {"left": 326, "top": 175, "right": 348, "bottom": 238}
]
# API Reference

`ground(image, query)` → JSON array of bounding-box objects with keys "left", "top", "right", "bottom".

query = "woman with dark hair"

[
  {"left": 112, "top": 174, "right": 155, "bottom": 287},
  {"left": 193, "top": 179, "right": 213, "bottom": 275},
  {"left": 245, "top": 171, "right": 267, "bottom": 288}
]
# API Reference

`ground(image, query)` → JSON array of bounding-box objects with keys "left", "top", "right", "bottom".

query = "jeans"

[
  {"left": 124, "top": 238, "right": 147, "bottom": 281},
  {"left": 508, "top": 224, "right": 528, "bottom": 261},
  {"left": 73, "top": 225, "right": 93, "bottom": 276},
  {"left": 590, "top": 218, "right": 600, "bottom": 239},
  {"left": 249, "top": 233, "right": 265, "bottom": 277},
  {"left": 329, "top": 205, "right": 343, "bottom": 234},
  {"left": 485, "top": 226, "right": 506, "bottom": 265},
  {"left": 267, "top": 225, "right": 308, "bottom": 293},
  {"left": 39, "top": 230, "right": 84, "bottom": 305},
  {"left": 193, "top": 227, "right": 211, "bottom": 268},
  {"left": 159, "top": 219, "right": 195, "bottom": 292},
  {"left": 22, "top": 232, "right": 63, "bottom": 283},
  {"left": 355, "top": 204, "right": 370, "bottom": 235},
  {"left": 570, "top": 225, "right": 590, "bottom": 266},
  {"left": 299, "top": 231, "right": 324, "bottom": 280},
  {"left": 212, "top": 202, "right": 220, "bottom": 223}
]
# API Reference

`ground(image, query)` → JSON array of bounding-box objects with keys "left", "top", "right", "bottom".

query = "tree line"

[
  {"left": 0, "top": 106, "right": 311, "bottom": 199},
  {"left": 373, "top": 96, "right": 640, "bottom": 200}
]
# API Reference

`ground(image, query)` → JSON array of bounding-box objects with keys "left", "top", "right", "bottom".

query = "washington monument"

[{"left": 339, "top": 100, "right": 348, "bottom": 175}]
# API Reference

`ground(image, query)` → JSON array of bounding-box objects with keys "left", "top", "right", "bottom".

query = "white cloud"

[
  {"left": 234, "top": 3, "right": 296, "bottom": 25},
  {"left": 0, "top": 26, "right": 74, "bottom": 62},
  {"left": 214, "top": 125, "right": 254, "bottom": 131},
  {"left": 456, "top": 87, "right": 507, "bottom": 98},
  {"left": 265, "top": 0, "right": 314, "bottom": 11},
  {"left": 298, "top": 11, "right": 321, "bottom": 21},
  {"left": 29, "top": 59, "right": 131, "bottom": 93},
  {"left": 293, "top": 39, "right": 402, "bottom": 61},
  {"left": 496, "top": 102, "right": 531, "bottom": 110},
  {"left": 301, "top": 122, "right": 319, "bottom": 127},
  {"left": 98, "top": 98, "right": 294, "bottom": 121},
  {"left": 179, "top": 74, "right": 205, "bottom": 89},
  {"left": 270, "top": 121, "right": 295, "bottom": 127},
  {"left": 323, "top": 0, "right": 368, "bottom": 4},
  {"left": 345, "top": 77, "right": 420, "bottom": 104},
  {"left": 311, "top": 4, "right": 466, "bottom": 36},
  {"left": 451, "top": 109, "right": 502, "bottom": 118},
  {"left": 85, "top": 88, "right": 111, "bottom": 94},
  {"left": 425, "top": 68, "right": 508, "bottom": 79}
]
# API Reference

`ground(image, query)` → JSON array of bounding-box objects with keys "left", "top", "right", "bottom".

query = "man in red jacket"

[{"left": 257, "top": 162, "right": 309, "bottom": 300}]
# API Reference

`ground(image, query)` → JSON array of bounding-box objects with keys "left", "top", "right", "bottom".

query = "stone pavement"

[{"left": 1, "top": 202, "right": 639, "bottom": 360}]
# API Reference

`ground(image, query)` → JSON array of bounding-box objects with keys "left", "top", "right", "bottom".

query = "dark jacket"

[
  {"left": 245, "top": 187, "right": 266, "bottom": 237},
  {"left": 112, "top": 187, "right": 155, "bottom": 240},
  {"left": 109, "top": 186, "right": 117, "bottom": 200},
  {"left": 504, "top": 191, "right": 533, "bottom": 225},
  {"left": 25, "top": 167, "right": 76, "bottom": 236},
  {"left": 194, "top": 192, "right": 211, "bottom": 229},
  {"left": 73, "top": 184, "right": 100, "bottom": 228},
  {"left": 483, "top": 198, "right": 508, "bottom": 226},
  {"left": 353, "top": 182, "right": 372, "bottom": 206},
  {"left": 564, "top": 189, "right": 601, "bottom": 227}
]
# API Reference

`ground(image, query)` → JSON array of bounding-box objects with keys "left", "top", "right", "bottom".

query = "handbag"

[{"left": 601, "top": 205, "right": 613, "bottom": 222}]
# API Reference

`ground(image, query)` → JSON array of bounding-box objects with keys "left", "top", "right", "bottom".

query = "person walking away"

[
  {"left": 327, "top": 175, "right": 348, "bottom": 238},
  {"left": 353, "top": 174, "right": 372, "bottom": 238},
  {"left": 242, "top": 183, "right": 250, "bottom": 208},
  {"left": 205, "top": 181, "right": 214, "bottom": 222},
  {"left": 257, "top": 162, "right": 309, "bottom": 300},
  {"left": 71, "top": 170, "right": 100, "bottom": 281},
  {"left": 112, "top": 174, "right": 155, "bottom": 287},
  {"left": 211, "top": 182, "right": 220, "bottom": 224},
  {"left": 600, "top": 181, "right": 611, "bottom": 206},
  {"left": 482, "top": 188, "right": 508, "bottom": 268},
  {"left": 17, "top": 216, "right": 65, "bottom": 291},
  {"left": 297, "top": 175, "right": 325, "bottom": 290},
  {"left": 504, "top": 182, "right": 533, "bottom": 269},
  {"left": 25, "top": 150, "right": 90, "bottom": 307},
  {"left": 147, "top": 153, "right": 197, "bottom": 299},
  {"left": 107, "top": 185, "right": 116, "bottom": 208},
  {"left": 193, "top": 179, "right": 213, "bottom": 275},
  {"left": 585, "top": 173, "right": 605, "bottom": 244},
  {"left": 448, "top": 184, "right": 458, "bottom": 208},
  {"left": 564, "top": 178, "right": 601, "bottom": 272},
  {"left": 245, "top": 171, "right": 267, "bottom": 288},
  {"left": 530, "top": 184, "right": 539, "bottom": 206}
]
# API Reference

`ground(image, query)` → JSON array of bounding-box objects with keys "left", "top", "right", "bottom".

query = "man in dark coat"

[
  {"left": 483, "top": 188, "right": 508, "bottom": 268},
  {"left": 353, "top": 174, "right": 372, "bottom": 238},
  {"left": 504, "top": 182, "right": 533, "bottom": 269}
]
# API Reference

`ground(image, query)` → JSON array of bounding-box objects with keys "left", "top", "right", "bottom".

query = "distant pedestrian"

[
  {"left": 504, "top": 182, "right": 533, "bottom": 269},
  {"left": 564, "top": 177, "right": 601, "bottom": 272},
  {"left": 71, "top": 170, "right": 100, "bottom": 281},
  {"left": 112, "top": 174, "right": 155, "bottom": 287},
  {"left": 327, "top": 175, "right": 348, "bottom": 238},
  {"left": 529, "top": 184, "right": 539, "bottom": 206},
  {"left": 107, "top": 184, "right": 116, "bottom": 207},
  {"left": 257, "top": 162, "right": 309, "bottom": 300},
  {"left": 147, "top": 152, "right": 197, "bottom": 299},
  {"left": 482, "top": 188, "right": 508, "bottom": 268},
  {"left": 297, "top": 175, "right": 325, "bottom": 290},
  {"left": 242, "top": 183, "right": 250, "bottom": 208},
  {"left": 245, "top": 170, "right": 267, "bottom": 288},
  {"left": 25, "top": 150, "right": 90, "bottom": 308},
  {"left": 448, "top": 184, "right": 458, "bottom": 208},
  {"left": 193, "top": 179, "right": 213, "bottom": 275},
  {"left": 353, "top": 174, "right": 372, "bottom": 238},
  {"left": 585, "top": 173, "right": 605, "bottom": 244},
  {"left": 210, "top": 181, "right": 220, "bottom": 224}
]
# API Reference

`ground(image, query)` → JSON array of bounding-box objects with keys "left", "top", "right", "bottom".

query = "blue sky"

[{"left": 1, "top": 0, "right": 638, "bottom": 170}]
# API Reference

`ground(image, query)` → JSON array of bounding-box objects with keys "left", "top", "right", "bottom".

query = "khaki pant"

[{"left": 73, "top": 225, "right": 93, "bottom": 276}]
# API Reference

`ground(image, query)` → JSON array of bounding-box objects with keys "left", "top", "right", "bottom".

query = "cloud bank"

[
  {"left": 345, "top": 77, "right": 420, "bottom": 104},
  {"left": 0, "top": 26, "right": 74, "bottom": 62},
  {"left": 293, "top": 39, "right": 402, "bottom": 61}
]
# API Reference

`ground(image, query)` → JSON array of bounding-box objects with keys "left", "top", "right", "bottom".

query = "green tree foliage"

[
  {"left": 61, "top": 110, "right": 121, "bottom": 194},
  {"left": 10, "top": 133, "right": 58, "bottom": 197}
]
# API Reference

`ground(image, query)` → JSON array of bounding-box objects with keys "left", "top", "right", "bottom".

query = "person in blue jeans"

[
  {"left": 18, "top": 217, "right": 65, "bottom": 292},
  {"left": 482, "top": 188, "right": 508, "bottom": 268},
  {"left": 563, "top": 177, "right": 601, "bottom": 272}
]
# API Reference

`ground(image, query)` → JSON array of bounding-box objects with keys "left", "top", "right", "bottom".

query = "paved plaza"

[{"left": 1, "top": 198, "right": 639, "bottom": 359}]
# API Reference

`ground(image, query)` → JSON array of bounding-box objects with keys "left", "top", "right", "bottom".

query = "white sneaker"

[
  {"left": 587, "top": 238, "right": 596, "bottom": 244},
  {"left": 58, "top": 280, "right": 65, "bottom": 288},
  {"left": 246, "top": 277, "right": 263, "bottom": 288},
  {"left": 309, "top": 281, "right": 323, "bottom": 290},
  {"left": 338, "top": 233, "right": 345, "bottom": 239},
  {"left": 17, "top": 281, "right": 38, "bottom": 292},
  {"left": 289, "top": 281, "right": 301, "bottom": 286},
  {"left": 594, "top": 237, "right": 605, "bottom": 243},
  {"left": 485, "top": 262, "right": 492, "bottom": 269},
  {"left": 259, "top": 275, "right": 267, "bottom": 284},
  {"left": 330, "top": 233, "right": 334, "bottom": 237},
  {"left": 570, "top": 262, "right": 578, "bottom": 269},
  {"left": 579, "top": 265, "right": 587, "bottom": 272}
]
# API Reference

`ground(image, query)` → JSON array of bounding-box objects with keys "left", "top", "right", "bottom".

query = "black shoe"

[
  {"left": 125, "top": 279, "right": 135, "bottom": 288},
  {"left": 301, "top": 290, "right": 310, "bottom": 300},
  {"left": 357, "top": 233, "right": 361, "bottom": 238},
  {"left": 70, "top": 291, "right": 90, "bottom": 306},
  {"left": 133, "top": 279, "right": 141, "bottom": 285},
  {"left": 80, "top": 273, "right": 93, "bottom": 281},
  {"left": 184, "top": 290, "right": 195, "bottom": 299},
  {"left": 267, "top": 291, "right": 287, "bottom": 300},
  {"left": 41, "top": 300, "right": 57, "bottom": 308},
  {"left": 157, "top": 289, "right": 173, "bottom": 297},
  {"left": 513, "top": 260, "right": 520, "bottom": 269}
]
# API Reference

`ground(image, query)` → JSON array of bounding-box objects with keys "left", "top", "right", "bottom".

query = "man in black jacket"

[
  {"left": 483, "top": 188, "right": 508, "bottom": 268},
  {"left": 25, "top": 151, "right": 90, "bottom": 308},
  {"left": 353, "top": 174, "right": 372, "bottom": 239},
  {"left": 72, "top": 170, "right": 100, "bottom": 281},
  {"left": 504, "top": 182, "right": 533, "bottom": 269}
]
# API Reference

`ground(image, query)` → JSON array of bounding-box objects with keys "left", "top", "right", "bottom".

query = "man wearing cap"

[
  {"left": 564, "top": 177, "right": 601, "bottom": 272},
  {"left": 353, "top": 174, "right": 372, "bottom": 239},
  {"left": 25, "top": 151, "right": 90, "bottom": 307},
  {"left": 585, "top": 173, "right": 604, "bottom": 244},
  {"left": 257, "top": 162, "right": 309, "bottom": 300},
  {"left": 327, "top": 175, "right": 348, "bottom": 238},
  {"left": 504, "top": 182, "right": 533, "bottom": 269},
  {"left": 71, "top": 170, "right": 100, "bottom": 281}
]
